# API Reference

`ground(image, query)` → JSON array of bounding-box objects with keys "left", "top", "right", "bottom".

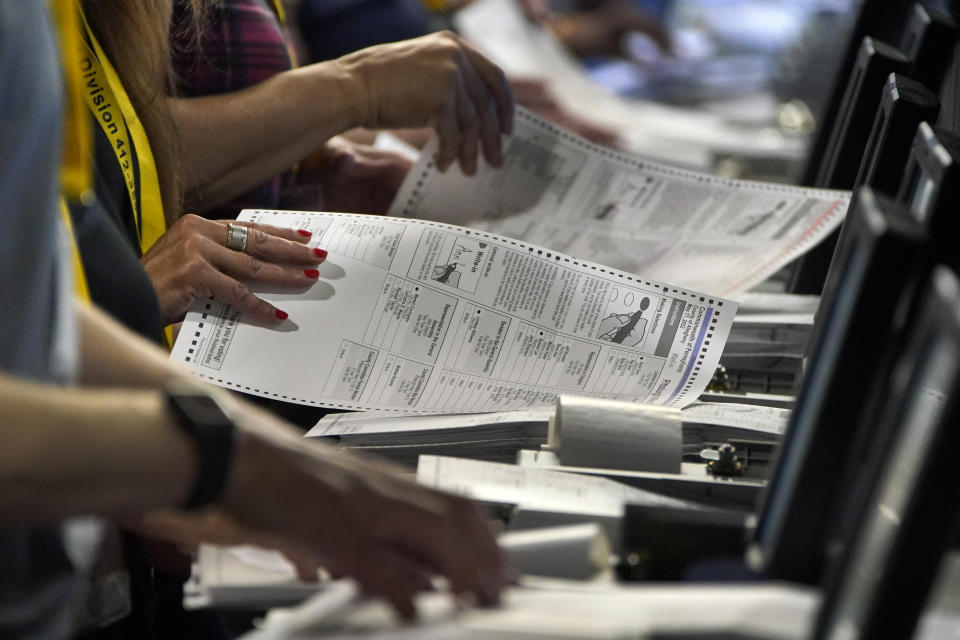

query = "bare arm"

[
  {"left": 173, "top": 32, "right": 513, "bottom": 211},
  {"left": 77, "top": 302, "right": 187, "bottom": 388},
  {"left": 172, "top": 64, "right": 360, "bottom": 210},
  {"left": 0, "top": 374, "right": 194, "bottom": 521},
  {"left": 0, "top": 302, "right": 206, "bottom": 520},
  {"left": 3, "top": 301, "right": 506, "bottom": 615}
]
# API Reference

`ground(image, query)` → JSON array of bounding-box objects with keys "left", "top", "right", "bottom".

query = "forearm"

[
  {"left": 172, "top": 62, "right": 365, "bottom": 210},
  {"left": 0, "top": 375, "right": 194, "bottom": 522},
  {"left": 77, "top": 302, "right": 188, "bottom": 388}
]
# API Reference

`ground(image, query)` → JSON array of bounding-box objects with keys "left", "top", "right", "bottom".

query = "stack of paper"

[
  {"left": 681, "top": 401, "right": 789, "bottom": 442},
  {"left": 307, "top": 393, "right": 787, "bottom": 469},
  {"left": 306, "top": 409, "right": 554, "bottom": 466},
  {"left": 307, "top": 394, "right": 787, "bottom": 470}
]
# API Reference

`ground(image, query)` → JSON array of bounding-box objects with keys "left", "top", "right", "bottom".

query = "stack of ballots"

[
  {"left": 306, "top": 408, "right": 555, "bottom": 467},
  {"left": 307, "top": 395, "right": 787, "bottom": 470}
]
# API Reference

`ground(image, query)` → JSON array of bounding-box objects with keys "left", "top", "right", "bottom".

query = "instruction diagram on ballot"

[
  {"left": 427, "top": 235, "right": 492, "bottom": 293},
  {"left": 172, "top": 210, "right": 738, "bottom": 413}
]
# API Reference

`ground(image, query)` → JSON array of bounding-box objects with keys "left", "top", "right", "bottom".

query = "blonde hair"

[{"left": 82, "top": 0, "right": 212, "bottom": 221}]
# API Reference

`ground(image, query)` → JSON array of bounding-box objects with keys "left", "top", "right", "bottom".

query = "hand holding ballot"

[
  {"left": 126, "top": 398, "right": 507, "bottom": 621},
  {"left": 335, "top": 31, "right": 515, "bottom": 175},
  {"left": 140, "top": 214, "right": 328, "bottom": 325}
]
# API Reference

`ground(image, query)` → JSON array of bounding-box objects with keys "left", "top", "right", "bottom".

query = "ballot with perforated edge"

[
  {"left": 171, "top": 211, "right": 736, "bottom": 413},
  {"left": 389, "top": 108, "right": 850, "bottom": 297}
]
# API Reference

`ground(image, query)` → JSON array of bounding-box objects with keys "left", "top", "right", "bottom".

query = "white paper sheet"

[
  {"left": 682, "top": 401, "right": 791, "bottom": 435},
  {"left": 171, "top": 211, "right": 736, "bottom": 412},
  {"left": 184, "top": 545, "right": 323, "bottom": 609},
  {"left": 305, "top": 408, "right": 553, "bottom": 466},
  {"left": 390, "top": 108, "right": 850, "bottom": 297},
  {"left": 306, "top": 408, "right": 555, "bottom": 437},
  {"left": 416, "top": 455, "right": 701, "bottom": 516},
  {"left": 372, "top": 132, "right": 420, "bottom": 162}
]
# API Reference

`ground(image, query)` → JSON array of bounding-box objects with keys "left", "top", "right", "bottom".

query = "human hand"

[
  {"left": 297, "top": 137, "right": 413, "bottom": 214},
  {"left": 140, "top": 214, "right": 326, "bottom": 325},
  {"left": 128, "top": 404, "right": 508, "bottom": 619},
  {"left": 335, "top": 31, "right": 514, "bottom": 175}
]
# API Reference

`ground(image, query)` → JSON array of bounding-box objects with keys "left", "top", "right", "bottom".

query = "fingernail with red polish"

[
  {"left": 304, "top": 269, "right": 320, "bottom": 279},
  {"left": 274, "top": 309, "right": 289, "bottom": 320},
  {"left": 298, "top": 229, "right": 312, "bottom": 237},
  {"left": 314, "top": 248, "right": 328, "bottom": 260}
]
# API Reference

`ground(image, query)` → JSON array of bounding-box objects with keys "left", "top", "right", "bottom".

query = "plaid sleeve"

[
  {"left": 172, "top": 0, "right": 294, "bottom": 96},
  {"left": 171, "top": 0, "right": 295, "bottom": 214}
]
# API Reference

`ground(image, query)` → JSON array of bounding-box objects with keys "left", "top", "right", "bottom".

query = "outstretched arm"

[
  {"left": 2, "top": 301, "right": 507, "bottom": 617},
  {"left": 173, "top": 32, "right": 513, "bottom": 210},
  {"left": 0, "top": 371, "right": 194, "bottom": 521}
]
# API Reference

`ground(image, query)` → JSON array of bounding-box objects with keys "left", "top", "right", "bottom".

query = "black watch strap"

[{"left": 164, "top": 383, "right": 236, "bottom": 510}]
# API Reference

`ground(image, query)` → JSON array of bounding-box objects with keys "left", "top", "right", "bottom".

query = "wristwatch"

[{"left": 164, "top": 383, "right": 236, "bottom": 510}]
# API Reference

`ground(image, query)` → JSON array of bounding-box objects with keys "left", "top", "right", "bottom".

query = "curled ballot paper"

[
  {"left": 549, "top": 395, "right": 682, "bottom": 474},
  {"left": 171, "top": 211, "right": 737, "bottom": 412},
  {"left": 389, "top": 108, "right": 849, "bottom": 298}
]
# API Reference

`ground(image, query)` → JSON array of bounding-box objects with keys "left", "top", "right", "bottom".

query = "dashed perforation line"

[
  {"left": 183, "top": 210, "right": 735, "bottom": 406},
  {"left": 398, "top": 109, "right": 850, "bottom": 221}
]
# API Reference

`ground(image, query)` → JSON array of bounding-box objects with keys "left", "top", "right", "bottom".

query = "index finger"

[
  {"left": 233, "top": 223, "right": 327, "bottom": 267},
  {"left": 457, "top": 38, "right": 515, "bottom": 135}
]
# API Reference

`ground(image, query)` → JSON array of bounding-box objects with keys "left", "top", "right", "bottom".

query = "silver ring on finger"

[{"left": 226, "top": 223, "right": 249, "bottom": 253}]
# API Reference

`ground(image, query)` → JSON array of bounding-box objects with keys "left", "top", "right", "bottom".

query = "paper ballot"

[
  {"left": 171, "top": 211, "right": 736, "bottom": 412},
  {"left": 389, "top": 108, "right": 850, "bottom": 297},
  {"left": 306, "top": 409, "right": 554, "bottom": 466}
]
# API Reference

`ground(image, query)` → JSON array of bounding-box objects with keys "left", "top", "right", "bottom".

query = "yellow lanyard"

[
  {"left": 265, "top": 0, "right": 299, "bottom": 68},
  {"left": 76, "top": 3, "right": 167, "bottom": 255},
  {"left": 50, "top": 0, "right": 93, "bottom": 204},
  {"left": 268, "top": 0, "right": 286, "bottom": 26},
  {"left": 49, "top": 0, "right": 91, "bottom": 301}
]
